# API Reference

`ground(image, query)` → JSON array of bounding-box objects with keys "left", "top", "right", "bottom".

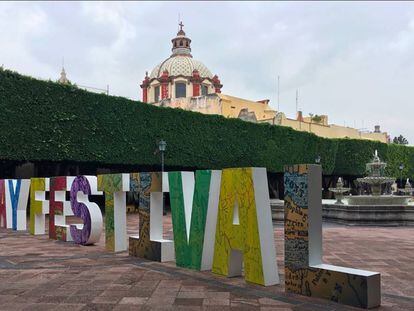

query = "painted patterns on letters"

[
  {"left": 97, "top": 174, "right": 129, "bottom": 252},
  {"left": 212, "top": 167, "right": 278, "bottom": 286},
  {"left": 284, "top": 164, "right": 380, "bottom": 309},
  {"left": 29, "top": 178, "right": 49, "bottom": 235},
  {"left": 168, "top": 170, "right": 211, "bottom": 270},
  {"left": 129, "top": 172, "right": 174, "bottom": 262},
  {"left": 0, "top": 180, "right": 6, "bottom": 228}
]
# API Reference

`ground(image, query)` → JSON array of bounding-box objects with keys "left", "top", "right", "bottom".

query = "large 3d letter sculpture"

[
  {"left": 70, "top": 176, "right": 103, "bottom": 245},
  {"left": 284, "top": 164, "right": 380, "bottom": 308},
  {"left": 212, "top": 167, "right": 279, "bottom": 286},
  {"left": 168, "top": 170, "right": 221, "bottom": 270},
  {"left": 7, "top": 179, "right": 30, "bottom": 230},
  {"left": 129, "top": 172, "right": 174, "bottom": 262},
  {"left": 97, "top": 174, "right": 130, "bottom": 252},
  {"left": 29, "top": 178, "right": 50, "bottom": 235},
  {"left": 49, "top": 176, "right": 74, "bottom": 241},
  {"left": 0, "top": 180, "right": 7, "bottom": 228}
]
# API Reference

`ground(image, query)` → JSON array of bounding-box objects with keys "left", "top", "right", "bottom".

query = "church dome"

[
  {"left": 149, "top": 56, "right": 213, "bottom": 79},
  {"left": 140, "top": 22, "right": 222, "bottom": 103}
]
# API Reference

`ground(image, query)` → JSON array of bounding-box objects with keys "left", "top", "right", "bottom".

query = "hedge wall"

[
  {"left": 330, "top": 139, "right": 414, "bottom": 178},
  {"left": 0, "top": 69, "right": 413, "bottom": 177}
]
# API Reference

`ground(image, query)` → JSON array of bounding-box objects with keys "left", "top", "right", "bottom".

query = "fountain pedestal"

[{"left": 270, "top": 199, "right": 284, "bottom": 221}]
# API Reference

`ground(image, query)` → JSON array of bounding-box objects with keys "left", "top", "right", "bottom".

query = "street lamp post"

[
  {"left": 159, "top": 140, "right": 166, "bottom": 173},
  {"left": 399, "top": 163, "right": 404, "bottom": 192},
  {"left": 158, "top": 139, "right": 167, "bottom": 214},
  {"left": 315, "top": 155, "right": 324, "bottom": 193}
]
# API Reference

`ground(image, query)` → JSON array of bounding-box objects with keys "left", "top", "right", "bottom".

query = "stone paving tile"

[
  {"left": 119, "top": 296, "right": 148, "bottom": 305},
  {"left": 174, "top": 298, "right": 204, "bottom": 306},
  {"left": 203, "top": 297, "right": 231, "bottom": 306},
  {"left": 146, "top": 296, "right": 176, "bottom": 305},
  {"left": 177, "top": 291, "right": 206, "bottom": 299},
  {"left": 0, "top": 303, "right": 30, "bottom": 311},
  {"left": 92, "top": 295, "right": 122, "bottom": 304},
  {"left": 53, "top": 304, "right": 86, "bottom": 311},
  {"left": 0, "top": 213, "right": 413, "bottom": 310}
]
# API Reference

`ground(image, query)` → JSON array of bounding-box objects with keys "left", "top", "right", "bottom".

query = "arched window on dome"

[
  {"left": 154, "top": 85, "right": 160, "bottom": 102},
  {"left": 201, "top": 84, "right": 208, "bottom": 96},
  {"left": 185, "top": 41, "right": 188, "bottom": 47},
  {"left": 180, "top": 40, "right": 183, "bottom": 46},
  {"left": 175, "top": 82, "right": 186, "bottom": 98},
  {"left": 174, "top": 41, "right": 177, "bottom": 47}
]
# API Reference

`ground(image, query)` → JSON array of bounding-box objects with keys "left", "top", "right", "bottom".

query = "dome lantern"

[{"left": 171, "top": 21, "right": 192, "bottom": 57}]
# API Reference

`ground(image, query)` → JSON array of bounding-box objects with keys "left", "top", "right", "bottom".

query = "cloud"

[{"left": 1, "top": 1, "right": 414, "bottom": 143}]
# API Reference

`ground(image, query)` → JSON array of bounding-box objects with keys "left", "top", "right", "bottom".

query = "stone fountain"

[
  {"left": 399, "top": 178, "right": 413, "bottom": 196},
  {"left": 329, "top": 177, "right": 350, "bottom": 204},
  {"left": 345, "top": 150, "right": 411, "bottom": 205},
  {"left": 323, "top": 150, "right": 414, "bottom": 226}
]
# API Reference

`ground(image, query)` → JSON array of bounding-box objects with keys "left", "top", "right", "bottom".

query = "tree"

[
  {"left": 311, "top": 114, "right": 323, "bottom": 123},
  {"left": 393, "top": 135, "right": 409, "bottom": 145},
  {"left": 308, "top": 113, "right": 323, "bottom": 134}
]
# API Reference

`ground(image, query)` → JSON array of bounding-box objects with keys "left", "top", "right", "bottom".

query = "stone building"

[
  {"left": 140, "top": 22, "right": 388, "bottom": 143},
  {"left": 265, "top": 111, "right": 388, "bottom": 143},
  {"left": 140, "top": 22, "right": 277, "bottom": 124}
]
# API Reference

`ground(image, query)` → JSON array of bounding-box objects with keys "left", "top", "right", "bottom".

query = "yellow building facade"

[
  {"left": 142, "top": 23, "right": 388, "bottom": 144},
  {"left": 264, "top": 112, "right": 388, "bottom": 143}
]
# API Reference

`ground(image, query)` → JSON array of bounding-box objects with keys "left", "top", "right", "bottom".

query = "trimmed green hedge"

[
  {"left": 0, "top": 69, "right": 412, "bottom": 177},
  {"left": 332, "top": 139, "right": 387, "bottom": 176},
  {"left": 331, "top": 139, "right": 414, "bottom": 178}
]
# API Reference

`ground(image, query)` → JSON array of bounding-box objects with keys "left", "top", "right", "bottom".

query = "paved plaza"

[{"left": 0, "top": 213, "right": 413, "bottom": 310}]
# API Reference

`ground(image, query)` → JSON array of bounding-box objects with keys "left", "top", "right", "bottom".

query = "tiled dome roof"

[
  {"left": 149, "top": 22, "right": 214, "bottom": 80},
  {"left": 149, "top": 56, "right": 213, "bottom": 79}
]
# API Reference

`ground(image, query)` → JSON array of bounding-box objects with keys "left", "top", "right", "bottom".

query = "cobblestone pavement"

[{"left": 0, "top": 213, "right": 413, "bottom": 310}]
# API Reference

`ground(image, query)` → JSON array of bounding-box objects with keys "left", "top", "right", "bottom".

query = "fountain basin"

[
  {"left": 273, "top": 199, "right": 414, "bottom": 226},
  {"left": 356, "top": 177, "right": 396, "bottom": 184},
  {"left": 345, "top": 195, "right": 411, "bottom": 206},
  {"left": 322, "top": 202, "right": 414, "bottom": 226}
]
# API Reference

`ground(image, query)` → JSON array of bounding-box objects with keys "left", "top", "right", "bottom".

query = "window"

[
  {"left": 154, "top": 86, "right": 160, "bottom": 102},
  {"left": 175, "top": 82, "right": 186, "bottom": 98},
  {"left": 180, "top": 40, "right": 183, "bottom": 46},
  {"left": 201, "top": 84, "right": 208, "bottom": 96}
]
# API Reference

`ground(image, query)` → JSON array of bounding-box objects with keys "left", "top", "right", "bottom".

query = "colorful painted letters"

[
  {"left": 6, "top": 179, "right": 30, "bottom": 231},
  {"left": 70, "top": 176, "right": 103, "bottom": 245},
  {"left": 168, "top": 170, "right": 221, "bottom": 270},
  {"left": 97, "top": 174, "right": 129, "bottom": 252},
  {"left": 284, "top": 164, "right": 380, "bottom": 308},
  {"left": 0, "top": 167, "right": 382, "bottom": 308},
  {"left": 49, "top": 176, "right": 74, "bottom": 241},
  {"left": 212, "top": 167, "right": 279, "bottom": 286},
  {"left": 0, "top": 180, "right": 7, "bottom": 228},
  {"left": 129, "top": 172, "right": 174, "bottom": 262},
  {"left": 29, "top": 178, "right": 50, "bottom": 235}
]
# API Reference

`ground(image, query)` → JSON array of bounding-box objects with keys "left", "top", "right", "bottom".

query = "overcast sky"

[{"left": 1, "top": 1, "right": 413, "bottom": 144}]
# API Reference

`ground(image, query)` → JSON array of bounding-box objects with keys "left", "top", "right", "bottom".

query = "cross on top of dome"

[
  {"left": 171, "top": 21, "right": 192, "bottom": 57},
  {"left": 177, "top": 21, "right": 185, "bottom": 36}
]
